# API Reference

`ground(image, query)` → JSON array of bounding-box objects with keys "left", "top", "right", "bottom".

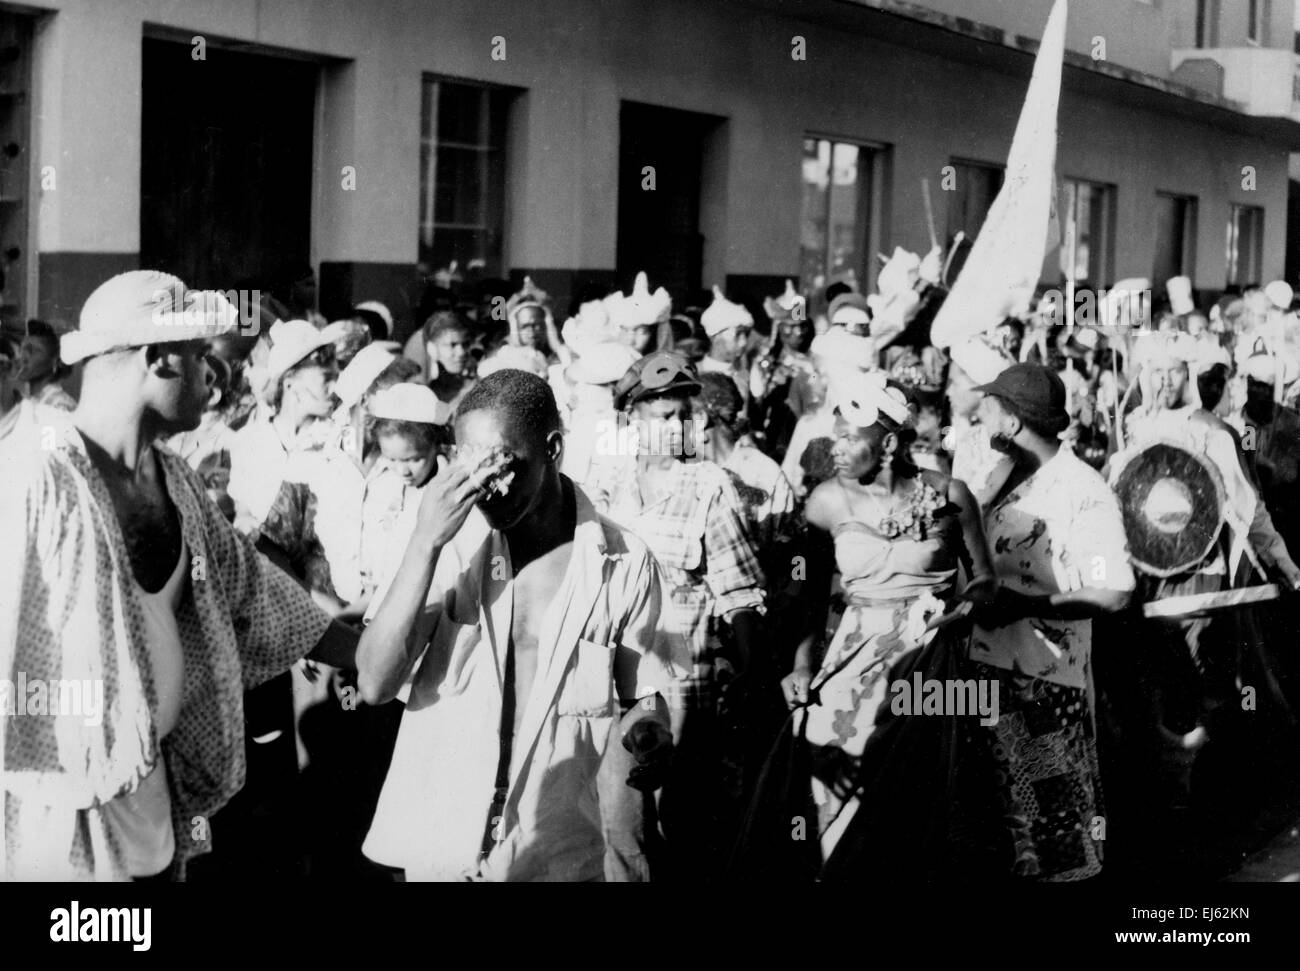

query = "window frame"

[
  {"left": 1058, "top": 176, "right": 1117, "bottom": 288},
  {"left": 797, "top": 133, "right": 890, "bottom": 297},
  {"left": 1153, "top": 191, "right": 1199, "bottom": 285},
  {"left": 418, "top": 74, "right": 515, "bottom": 279},
  {"left": 1226, "top": 203, "right": 1265, "bottom": 287},
  {"left": 945, "top": 157, "right": 1005, "bottom": 246}
]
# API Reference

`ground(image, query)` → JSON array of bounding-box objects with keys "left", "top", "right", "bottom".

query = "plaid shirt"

[{"left": 589, "top": 458, "right": 765, "bottom": 709}]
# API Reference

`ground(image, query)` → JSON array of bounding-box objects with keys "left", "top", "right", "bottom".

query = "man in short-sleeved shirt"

[
  {"left": 357, "top": 370, "right": 688, "bottom": 881},
  {"left": 1, "top": 272, "right": 355, "bottom": 881}
]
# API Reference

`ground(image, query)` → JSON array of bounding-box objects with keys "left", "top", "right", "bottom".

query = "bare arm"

[
  {"left": 356, "top": 460, "right": 483, "bottom": 704},
  {"left": 356, "top": 530, "right": 444, "bottom": 704},
  {"left": 948, "top": 475, "right": 996, "bottom": 602}
]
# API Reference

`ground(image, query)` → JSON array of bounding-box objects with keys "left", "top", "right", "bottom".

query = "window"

[
  {"left": 946, "top": 159, "right": 1004, "bottom": 245},
  {"left": 1226, "top": 204, "right": 1264, "bottom": 286},
  {"left": 1152, "top": 193, "right": 1198, "bottom": 286},
  {"left": 1195, "top": 0, "right": 1219, "bottom": 48},
  {"left": 1059, "top": 178, "right": 1115, "bottom": 287},
  {"left": 419, "top": 78, "right": 514, "bottom": 280},
  {"left": 799, "top": 137, "right": 885, "bottom": 295},
  {"left": 1247, "top": 0, "right": 1265, "bottom": 45}
]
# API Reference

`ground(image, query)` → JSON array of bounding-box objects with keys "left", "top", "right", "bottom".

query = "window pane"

[
  {"left": 434, "top": 146, "right": 487, "bottom": 225},
  {"left": 1153, "top": 194, "right": 1195, "bottom": 284},
  {"left": 1227, "top": 205, "right": 1263, "bottom": 285},
  {"left": 828, "top": 142, "right": 861, "bottom": 285},
  {"left": 437, "top": 82, "right": 484, "bottom": 145},
  {"left": 799, "top": 138, "right": 831, "bottom": 292},
  {"left": 419, "top": 78, "right": 511, "bottom": 276},
  {"left": 1059, "top": 179, "right": 1113, "bottom": 286},
  {"left": 947, "top": 161, "right": 1003, "bottom": 243}
]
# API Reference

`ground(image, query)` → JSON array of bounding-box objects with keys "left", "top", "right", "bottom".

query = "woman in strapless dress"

[{"left": 730, "top": 372, "right": 999, "bottom": 882}]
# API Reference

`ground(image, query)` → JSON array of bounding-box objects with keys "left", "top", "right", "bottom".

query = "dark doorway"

[
  {"left": 616, "top": 102, "right": 720, "bottom": 303},
  {"left": 140, "top": 38, "right": 316, "bottom": 293}
]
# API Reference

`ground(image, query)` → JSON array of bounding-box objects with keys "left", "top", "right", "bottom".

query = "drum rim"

[{"left": 1111, "top": 437, "right": 1226, "bottom": 578}]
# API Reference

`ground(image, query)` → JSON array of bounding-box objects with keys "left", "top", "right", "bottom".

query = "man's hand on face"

[{"left": 413, "top": 454, "right": 499, "bottom": 547}]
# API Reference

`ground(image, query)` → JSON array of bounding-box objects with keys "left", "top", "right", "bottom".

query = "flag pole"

[{"left": 921, "top": 178, "right": 939, "bottom": 252}]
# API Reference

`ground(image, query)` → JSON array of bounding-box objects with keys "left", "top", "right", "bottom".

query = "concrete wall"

[
  {"left": 916, "top": 0, "right": 1175, "bottom": 78},
  {"left": 15, "top": 0, "right": 1296, "bottom": 326}
]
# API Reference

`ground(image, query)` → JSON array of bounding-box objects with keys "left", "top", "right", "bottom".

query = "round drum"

[{"left": 1111, "top": 439, "right": 1226, "bottom": 577}]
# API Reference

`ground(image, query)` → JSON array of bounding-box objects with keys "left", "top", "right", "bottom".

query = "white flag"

[{"left": 930, "top": 0, "right": 1068, "bottom": 348}]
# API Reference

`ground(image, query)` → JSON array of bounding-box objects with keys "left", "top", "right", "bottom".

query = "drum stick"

[{"left": 921, "top": 178, "right": 939, "bottom": 252}]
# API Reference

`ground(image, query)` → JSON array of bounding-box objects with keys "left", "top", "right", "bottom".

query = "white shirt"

[
  {"left": 101, "top": 538, "right": 189, "bottom": 877},
  {"left": 362, "top": 486, "right": 688, "bottom": 881},
  {"left": 971, "top": 449, "right": 1135, "bottom": 690}
]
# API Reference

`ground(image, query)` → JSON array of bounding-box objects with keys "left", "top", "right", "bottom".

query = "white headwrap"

[
  {"left": 700, "top": 286, "right": 753, "bottom": 338},
  {"left": 832, "top": 369, "right": 910, "bottom": 429}
]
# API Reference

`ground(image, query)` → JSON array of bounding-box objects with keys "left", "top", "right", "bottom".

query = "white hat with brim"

[
  {"left": 266, "top": 319, "right": 335, "bottom": 384},
  {"left": 333, "top": 340, "right": 400, "bottom": 410},
  {"left": 322, "top": 318, "right": 370, "bottom": 344},
  {"left": 369, "top": 383, "right": 451, "bottom": 425},
  {"left": 61, "top": 270, "right": 240, "bottom": 365},
  {"left": 354, "top": 300, "right": 394, "bottom": 337},
  {"left": 567, "top": 341, "right": 641, "bottom": 386}
]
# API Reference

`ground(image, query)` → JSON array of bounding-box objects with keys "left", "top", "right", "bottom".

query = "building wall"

[
  {"left": 15, "top": 0, "right": 1295, "bottom": 328},
  {"left": 914, "top": 0, "right": 1175, "bottom": 78},
  {"left": 1166, "top": 0, "right": 1297, "bottom": 51}
]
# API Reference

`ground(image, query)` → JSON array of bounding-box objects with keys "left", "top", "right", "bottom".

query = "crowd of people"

[{"left": 4, "top": 243, "right": 1300, "bottom": 883}]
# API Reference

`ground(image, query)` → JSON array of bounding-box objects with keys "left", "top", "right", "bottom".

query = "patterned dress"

[
  {"left": 731, "top": 470, "right": 985, "bottom": 882},
  {"left": 803, "top": 474, "right": 959, "bottom": 847},
  {"left": 970, "top": 448, "right": 1135, "bottom": 881}
]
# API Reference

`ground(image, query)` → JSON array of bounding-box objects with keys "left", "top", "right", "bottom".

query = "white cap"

[
  {"left": 1243, "top": 349, "right": 1300, "bottom": 385},
  {"left": 333, "top": 341, "right": 400, "bottom": 410},
  {"left": 1265, "top": 280, "right": 1294, "bottom": 311},
  {"left": 1166, "top": 276, "right": 1194, "bottom": 316},
  {"left": 811, "top": 327, "right": 876, "bottom": 372},
  {"left": 62, "top": 270, "right": 239, "bottom": 365},
  {"left": 322, "top": 318, "right": 365, "bottom": 340},
  {"left": 700, "top": 286, "right": 753, "bottom": 338},
  {"left": 561, "top": 299, "right": 621, "bottom": 358},
  {"left": 605, "top": 272, "right": 672, "bottom": 329},
  {"left": 265, "top": 319, "right": 335, "bottom": 383},
  {"left": 476, "top": 344, "right": 549, "bottom": 378},
  {"left": 354, "top": 300, "right": 394, "bottom": 337},
  {"left": 567, "top": 341, "right": 641, "bottom": 386},
  {"left": 369, "top": 383, "right": 451, "bottom": 425},
  {"left": 763, "top": 279, "right": 805, "bottom": 321}
]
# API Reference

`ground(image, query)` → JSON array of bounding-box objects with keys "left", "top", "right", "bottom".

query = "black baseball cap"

[{"left": 974, "top": 363, "right": 1067, "bottom": 429}]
